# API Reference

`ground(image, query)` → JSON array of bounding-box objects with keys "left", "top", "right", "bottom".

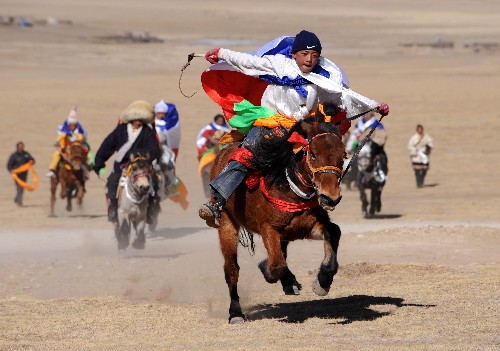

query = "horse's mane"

[{"left": 251, "top": 114, "right": 342, "bottom": 186}]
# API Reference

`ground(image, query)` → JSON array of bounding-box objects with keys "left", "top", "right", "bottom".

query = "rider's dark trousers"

[
  {"left": 209, "top": 126, "right": 276, "bottom": 202},
  {"left": 106, "top": 172, "right": 121, "bottom": 205},
  {"left": 14, "top": 172, "right": 27, "bottom": 205}
]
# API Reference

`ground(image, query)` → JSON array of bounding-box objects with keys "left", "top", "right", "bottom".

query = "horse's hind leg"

[
  {"left": 219, "top": 213, "right": 245, "bottom": 323},
  {"left": 309, "top": 221, "right": 341, "bottom": 296}
]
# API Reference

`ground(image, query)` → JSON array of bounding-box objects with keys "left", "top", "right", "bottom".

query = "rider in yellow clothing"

[{"left": 47, "top": 112, "right": 88, "bottom": 178}]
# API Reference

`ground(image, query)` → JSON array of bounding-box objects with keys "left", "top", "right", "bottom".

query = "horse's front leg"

[
  {"left": 49, "top": 178, "right": 57, "bottom": 217},
  {"left": 76, "top": 181, "right": 84, "bottom": 205},
  {"left": 278, "top": 240, "right": 302, "bottom": 295},
  {"left": 131, "top": 215, "right": 147, "bottom": 250},
  {"left": 66, "top": 184, "right": 73, "bottom": 212},
  {"left": 218, "top": 212, "right": 245, "bottom": 323},
  {"left": 371, "top": 186, "right": 382, "bottom": 214},
  {"left": 308, "top": 221, "right": 341, "bottom": 296},
  {"left": 258, "top": 224, "right": 287, "bottom": 284}
]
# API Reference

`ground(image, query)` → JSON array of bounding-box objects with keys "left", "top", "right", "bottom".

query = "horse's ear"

[
  {"left": 145, "top": 152, "right": 150, "bottom": 161},
  {"left": 129, "top": 153, "right": 136, "bottom": 162}
]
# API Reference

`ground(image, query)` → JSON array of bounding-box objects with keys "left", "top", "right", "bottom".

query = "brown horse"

[
  {"left": 49, "top": 141, "right": 88, "bottom": 217},
  {"left": 211, "top": 115, "right": 345, "bottom": 323}
]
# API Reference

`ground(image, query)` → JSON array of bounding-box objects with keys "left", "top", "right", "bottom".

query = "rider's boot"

[
  {"left": 108, "top": 198, "right": 118, "bottom": 222},
  {"left": 199, "top": 192, "right": 226, "bottom": 229},
  {"left": 199, "top": 160, "right": 248, "bottom": 228}
]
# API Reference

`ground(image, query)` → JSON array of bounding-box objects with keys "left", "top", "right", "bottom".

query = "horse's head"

[
  {"left": 293, "top": 114, "right": 345, "bottom": 211},
  {"left": 127, "top": 152, "right": 151, "bottom": 196},
  {"left": 67, "top": 141, "right": 87, "bottom": 171}
]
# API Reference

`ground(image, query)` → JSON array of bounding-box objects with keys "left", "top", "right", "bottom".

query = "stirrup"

[{"left": 199, "top": 202, "right": 222, "bottom": 228}]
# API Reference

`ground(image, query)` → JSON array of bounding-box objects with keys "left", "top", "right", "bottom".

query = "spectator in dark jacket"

[
  {"left": 93, "top": 100, "right": 161, "bottom": 222},
  {"left": 7, "top": 141, "right": 35, "bottom": 207}
]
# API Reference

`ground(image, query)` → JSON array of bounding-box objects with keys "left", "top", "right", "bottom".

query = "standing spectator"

[
  {"left": 408, "top": 124, "right": 434, "bottom": 188},
  {"left": 7, "top": 141, "right": 35, "bottom": 207},
  {"left": 154, "top": 100, "right": 181, "bottom": 159}
]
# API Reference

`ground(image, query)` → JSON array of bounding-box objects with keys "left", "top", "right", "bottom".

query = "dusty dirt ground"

[{"left": 1, "top": 0, "right": 499, "bottom": 350}]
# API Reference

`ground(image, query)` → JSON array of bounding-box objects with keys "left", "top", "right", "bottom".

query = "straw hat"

[{"left": 120, "top": 100, "right": 154, "bottom": 124}]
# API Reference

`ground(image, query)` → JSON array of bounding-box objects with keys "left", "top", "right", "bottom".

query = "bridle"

[
  {"left": 304, "top": 132, "right": 344, "bottom": 179},
  {"left": 125, "top": 156, "right": 151, "bottom": 183},
  {"left": 286, "top": 131, "right": 344, "bottom": 198}
]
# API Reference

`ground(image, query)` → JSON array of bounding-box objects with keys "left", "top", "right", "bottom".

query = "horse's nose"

[
  {"left": 319, "top": 194, "right": 342, "bottom": 209},
  {"left": 139, "top": 184, "right": 149, "bottom": 194}
]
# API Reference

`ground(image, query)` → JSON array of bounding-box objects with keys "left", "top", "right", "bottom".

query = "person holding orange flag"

[{"left": 7, "top": 141, "right": 37, "bottom": 207}]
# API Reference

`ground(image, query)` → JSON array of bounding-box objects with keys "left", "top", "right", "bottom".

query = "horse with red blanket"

[{"left": 211, "top": 112, "right": 345, "bottom": 323}]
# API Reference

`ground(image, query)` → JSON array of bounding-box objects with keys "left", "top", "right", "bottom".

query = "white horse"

[
  {"left": 356, "top": 140, "right": 388, "bottom": 218},
  {"left": 114, "top": 153, "right": 151, "bottom": 250}
]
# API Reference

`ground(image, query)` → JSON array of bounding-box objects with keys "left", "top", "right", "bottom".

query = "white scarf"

[{"left": 115, "top": 124, "right": 142, "bottom": 163}]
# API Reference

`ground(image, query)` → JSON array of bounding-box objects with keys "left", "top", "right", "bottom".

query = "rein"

[
  {"left": 340, "top": 114, "right": 386, "bottom": 182},
  {"left": 333, "top": 107, "right": 379, "bottom": 127},
  {"left": 270, "top": 131, "right": 343, "bottom": 210}
]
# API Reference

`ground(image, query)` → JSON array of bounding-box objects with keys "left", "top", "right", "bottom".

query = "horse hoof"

[
  {"left": 132, "top": 241, "right": 145, "bottom": 250},
  {"left": 312, "top": 278, "right": 330, "bottom": 296},
  {"left": 228, "top": 316, "right": 246, "bottom": 324},
  {"left": 283, "top": 285, "right": 301, "bottom": 295}
]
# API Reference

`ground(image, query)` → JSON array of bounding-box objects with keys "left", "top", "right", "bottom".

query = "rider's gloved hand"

[
  {"left": 205, "top": 48, "right": 220, "bottom": 64},
  {"left": 93, "top": 164, "right": 102, "bottom": 175},
  {"left": 377, "top": 103, "right": 390, "bottom": 116}
]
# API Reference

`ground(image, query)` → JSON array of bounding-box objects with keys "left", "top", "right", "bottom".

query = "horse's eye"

[
  {"left": 132, "top": 165, "right": 137, "bottom": 171},
  {"left": 310, "top": 151, "right": 316, "bottom": 160}
]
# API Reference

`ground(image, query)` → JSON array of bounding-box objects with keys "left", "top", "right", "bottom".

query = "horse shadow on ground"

[
  {"left": 69, "top": 214, "right": 107, "bottom": 219},
  {"left": 148, "top": 226, "right": 212, "bottom": 240},
  {"left": 422, "top": 183, "right": 439, "bottom": 188},
  {"left": 122, "top": 252, "right": 185, "bottom": 260},
  {"left": 247, "top": 295, "right": 435, "bottom": 324},
  {"left": 365, "top": 214, "right": 402, "bottom": 220}
]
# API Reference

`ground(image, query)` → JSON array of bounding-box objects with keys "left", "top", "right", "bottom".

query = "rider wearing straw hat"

[{"left": 93, "top": 100, "right": 161, "bottom": 223}]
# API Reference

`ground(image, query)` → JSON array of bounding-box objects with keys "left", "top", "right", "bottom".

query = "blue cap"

[{"left": 292, "top": 30, "right": 322, "bottom": 54}]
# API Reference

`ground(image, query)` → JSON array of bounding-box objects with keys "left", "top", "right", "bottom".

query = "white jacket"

[{"left": 217, "top": 48, "right": 379, "bottom": 121}]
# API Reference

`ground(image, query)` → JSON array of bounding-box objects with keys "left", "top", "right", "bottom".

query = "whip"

[{"left": 178, "top": 53, "right": 205, "bottom": 98}]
